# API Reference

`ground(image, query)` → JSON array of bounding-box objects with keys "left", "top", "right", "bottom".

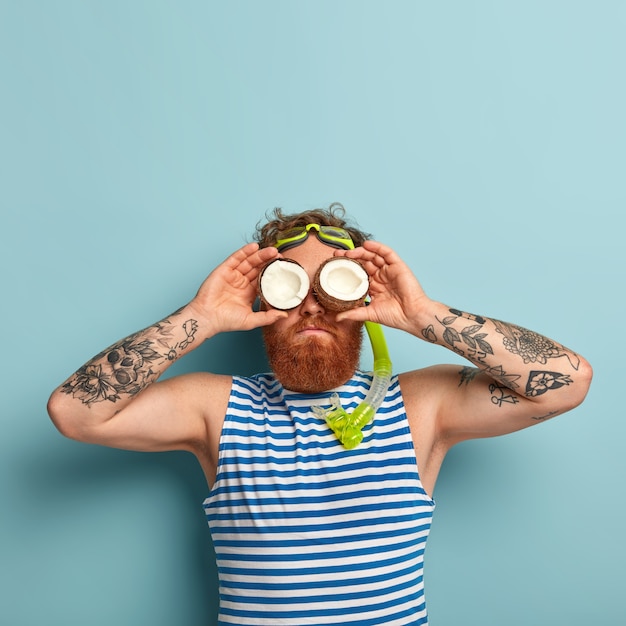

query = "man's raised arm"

[
  {"left": 336, "top": 240, "right": 593, "bottom": 442},
  {"left": 47, "top": 243, "right": 286, "bottom": 451}
]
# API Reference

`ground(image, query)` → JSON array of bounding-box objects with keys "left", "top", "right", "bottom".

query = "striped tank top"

[{"left": 203, "top": 370, "right": 435, "bottom": 626}]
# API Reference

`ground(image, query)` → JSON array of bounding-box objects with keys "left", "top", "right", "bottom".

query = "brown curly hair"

[{"left": 253, "top": 202, "right": 371, "bottom": 249}]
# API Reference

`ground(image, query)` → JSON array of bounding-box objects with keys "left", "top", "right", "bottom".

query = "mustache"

[{"left": 292, "top": 316, "right": 337, "bottom": 335}]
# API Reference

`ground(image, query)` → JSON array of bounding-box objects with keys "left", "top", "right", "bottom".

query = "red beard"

[{"left": 262, "top": 316, "right": 363, "bottom": 393}]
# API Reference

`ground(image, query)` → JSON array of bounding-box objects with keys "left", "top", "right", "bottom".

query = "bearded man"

[{"left": 48, "top": 203, "right": 592, "bottom": 626}]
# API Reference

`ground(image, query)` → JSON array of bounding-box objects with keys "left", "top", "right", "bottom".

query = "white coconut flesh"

[
  {"left": 316, "top": 258, "right": 369, "bottom": 304},
  {"left": 259, "top": 259, "right": 310, "bottom": 310}
]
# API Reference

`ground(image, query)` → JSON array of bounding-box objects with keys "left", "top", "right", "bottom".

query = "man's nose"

[{"left": 300, "top": 288, "right": 326, "bottom": 316}]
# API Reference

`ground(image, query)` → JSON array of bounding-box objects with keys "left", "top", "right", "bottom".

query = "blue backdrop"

[{"left": 1, "top": 2, "right": 623, "bottom": 624}]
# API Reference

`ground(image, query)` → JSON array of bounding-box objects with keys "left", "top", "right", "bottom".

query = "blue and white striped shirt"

[{"left": 203, "top": 371, "right": 435, "bottom": 625}]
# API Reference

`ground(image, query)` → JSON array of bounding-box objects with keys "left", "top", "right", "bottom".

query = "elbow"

[
  {"left": 574, "top": 356, "right": 594, "bottom": 407},
  {"left": 531, "top": 356, "right": 593, "bottom": 417},
  {"left": 47, "top": 390, "right": 85, "bottom": 441},
  {"left": 561, "top": 356, "right": 594, "bottom": 413}
]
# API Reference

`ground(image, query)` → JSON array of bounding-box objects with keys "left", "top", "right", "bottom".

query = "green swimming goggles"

[{"left": 274, "top": 223, "right": 355, "bottom": 252}]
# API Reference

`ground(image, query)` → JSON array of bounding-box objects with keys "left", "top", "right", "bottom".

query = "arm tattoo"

[
  {"left": 425, "top": 310, "right": 494, "bottom": 363},
  {"left": 179, "top": 319, "right": 199, "bottom": 350},
  {"left": 525, "top": 370, "right": 573, "bottom": 397},
  {"left": 458, "top": 366, "right": 481, "bottom": 386},
  {"left": 489, "top": 382, "right": 520, "bottom": 407},
  {"left": 459, "top": 366, "right": 522, "bottom": 409},
  {"left": 458, "top": 365, "right": 521, "bottom": 406},
  {"left": 61, "top": 317, "right": 198, "bottom": 407},
  {"left": 428, "top": 310, "right": 580, "bottom": 408},
  {"left": 421, "top": 324, "right": 437, "bottom": 343},
  {"left": 424, "top": 310, "right": 580, "bottom": 372},
  {"left": 449, "top": 308, "right": 487, "bottom": 325},
  {"left": 531, "top": 410, "right": 559, "bottom": 421},
  {"left": 493, "top": 319, "right": 581, "bottom": 370},
  {"left": 458, "top": 364, "right": 522, "bottom": 392},
  {"left": 482, "top": 364, "right": 521, "bottom": 390}
]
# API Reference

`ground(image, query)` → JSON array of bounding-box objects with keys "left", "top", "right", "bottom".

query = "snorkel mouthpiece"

[
  {"left": 312, "top": 321, "right": 392, "bottom": 449},
  {"left": 314, "top": 394, "right": 376, "bottom": 449}
]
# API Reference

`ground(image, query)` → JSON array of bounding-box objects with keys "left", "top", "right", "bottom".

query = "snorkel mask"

[{"left": 265, "top": 223, "right": 393, "bottom": 449}]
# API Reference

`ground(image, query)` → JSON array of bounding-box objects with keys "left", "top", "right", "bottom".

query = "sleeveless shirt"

[{"left": 203, "top": 371, "right": 435, "bottom": 626}]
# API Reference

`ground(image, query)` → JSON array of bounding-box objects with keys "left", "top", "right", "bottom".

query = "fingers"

[
  {"left": 335, "top": 241, "right": 422, "bottom": 328},
  {"left": 225, "top": 242, "right": 278, "bottom": 268},
  {"left": 345, "top": 240, "right": 403, "bottom": 269},
  {"left": 335, "top": 306, "right": 372, "bottom": 323},
  {"left": 240, "top": 309, "right": 288, "bottom": 331},
  {"left": 221, "top": 243, "right": 279, "bottom": 283}
]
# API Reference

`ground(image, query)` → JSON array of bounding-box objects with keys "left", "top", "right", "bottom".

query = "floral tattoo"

[
  {"left": 525, "top": 370, "right": 573, "bottom": 397},
  {"left": 61, "top": 317, "right": 198, "bottom": 407},
  {"left": 493, "top": 320, "right": 580, "bottom": 370},
  {"left": 422, "top": 310, "right": 493, "bottom": 364}
]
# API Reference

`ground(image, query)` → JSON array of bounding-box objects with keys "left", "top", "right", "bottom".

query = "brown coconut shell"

[
  {"left": 258, "top": 258, "right": 311, "bottom": 310},
  {"left": 312, "top": 257, "right": 369, "bottom": 312}
]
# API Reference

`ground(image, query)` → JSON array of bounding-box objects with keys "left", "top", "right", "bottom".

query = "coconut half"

[
  {"left": 313, "top": 257, "right": 369, "bottom": 311},
  {"left": 258, "top": 258, "right": 311, "bottom": 310}
]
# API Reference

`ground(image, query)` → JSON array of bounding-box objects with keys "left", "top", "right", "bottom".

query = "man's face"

[{"left": 262, "top": 236, "right": 363, "bottom": 393}]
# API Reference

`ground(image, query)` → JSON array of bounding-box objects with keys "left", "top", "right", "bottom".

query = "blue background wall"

[{"left": 1, "top": 1, "right": 623, "bottom": 624}]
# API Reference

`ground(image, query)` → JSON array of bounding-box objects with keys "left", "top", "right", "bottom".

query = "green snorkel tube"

[{"left": 312, "top": 320, "right": 392, "bottom": 449}]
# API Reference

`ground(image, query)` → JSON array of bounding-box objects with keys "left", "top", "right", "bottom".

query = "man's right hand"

[{"left": 189, "top": 242, "right": 288, "bottom": 336}]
